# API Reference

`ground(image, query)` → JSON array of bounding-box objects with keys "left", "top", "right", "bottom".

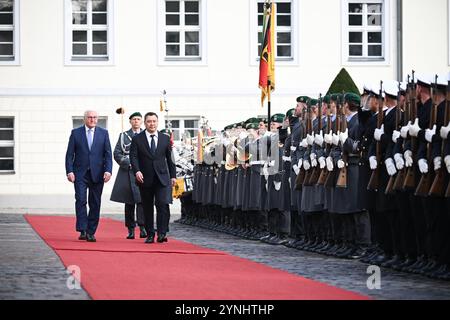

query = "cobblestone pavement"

[
  {"left": 0, "top": 214, "right": 90, "bottom": 300},
  {"left": 2, "top": 213, "right": 450, "bottom": 300}
]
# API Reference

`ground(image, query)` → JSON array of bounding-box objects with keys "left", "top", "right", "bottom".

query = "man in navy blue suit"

[
  {"left": 65, "top": 110, "right": 113, "bottom": 242},
  {"left": 130, "top": 112, "right": 176, "bottom": 244}
]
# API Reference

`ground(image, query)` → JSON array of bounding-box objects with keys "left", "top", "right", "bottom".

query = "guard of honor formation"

[{"left": 175, "top": 72, "right": 450, "bottom": 281}]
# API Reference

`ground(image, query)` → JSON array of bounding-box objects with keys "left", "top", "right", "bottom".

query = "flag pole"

[{"left": 267, "top": 80, "right": 271, "bottom": 129}]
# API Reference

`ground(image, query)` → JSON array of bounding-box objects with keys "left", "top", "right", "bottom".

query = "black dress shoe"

[
  {"left": 78, "top": 231, "right": 87, "bottom": 240},
  {"left": 86, "top": 234, "right": 96, "bottom": 242},
  {"left": 126, "top": 228, "right": 135, "bottom": 239},
  {"left": 145, "top": 235, "right": 155, "bottom": 244},
  {"left": 157, "top": 234, "right": 168, "bottom": 243},
  {"left": 139, "top": 227, "right": 147, "bottom": 238}
]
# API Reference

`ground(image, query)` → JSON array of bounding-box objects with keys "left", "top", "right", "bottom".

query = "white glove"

[
  {"left": 324, "top": 132, "right": 333, "bottom": 144},
  {"left": 263, "top": 131, "right": 273, "bottom": 138},
  {"left": 409, "top": 118, "right": 421, "bottom": 137},
  {"left": 303, "top": 160, "right": 311, "bottom": 171},
  {"left": 425, "top": 125, "right": 436, "bottom": 143},
  {"left": 310, "top": 153, "right": 317, "bottom": 167},
  {"left": 440, "top": 121, "right": 450, "bottom": 140},
  {"left": 404, "top": 150, "right": 413, "bottom": 168},
  {"left": 400, "top": 121, "right": 411, "bottom": 139},
  {"left": 337, "top": 159, "right": 345, "bottom": 169},
  {"left": 293, "top": 164, "right": 300, "bottom": 175},
  {"left": 418, "top": 159, "right": 428, "bottom": 174},
  {"left": 374, "top": 124, "right": 384, "bottom": 142},
  {"left": 318, "top": 157, "right": 326, "bottom": 169},
  {"left": 314, "top": 131, "right": 324, "bottom": 147},
  {"left": 385, "top": 158, "right": 397, "bottom": 176},
  {"left": 307, "top": 134, "right": 315, "bottom": 146},
  {"left": 445, "top": 155, "right": 450, "bottom": 174},
  {"left": 434, "top": 157, "right": 442, "bottom": 171},
  {"left": 394, "top": 153, "right": 405, "bottom": 171},
  {"left": 300, "top": 138, "right": 308, "bottom": 148},
  {"left": 297, "top": 159, "right": 303, "bottom": 169},
  {"left": 339, "top": 129, "right": 348, "bottom": 144},
  {"left": 238, "top": 131, "right": 247, "bottom": 140},
  {"left": 262, "top": 165, "right": 269, "bottom": 180},
  {"left": 274, "top": 181, "right": 281, "bottom": 191},
  {"left": 392, "top": 130, "right": 401, "bottom": 144},
  {"left": 326, "top": 156, "right": 334, "bottom": 171},
  {"left": 369, "top": 156, "right": 377, "bottom": 170},
  {"left": 332, "top": 133, "right": 340, "bottom": 146}
]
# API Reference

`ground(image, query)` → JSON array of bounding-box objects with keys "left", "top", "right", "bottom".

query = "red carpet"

[{"left": 25, "top": 215, "right": 369, "bottom": 300}]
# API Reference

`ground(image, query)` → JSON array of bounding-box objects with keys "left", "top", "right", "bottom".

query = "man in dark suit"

[
  {"left": 65, "top": 110, "right": 113, "bottom": 242},
  {"left": 130, "top": 112, "right": 176, "bottom": 244}
]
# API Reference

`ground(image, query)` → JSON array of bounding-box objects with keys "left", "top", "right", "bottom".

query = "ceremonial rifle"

[
  {"left": 367, "top": 81, "right": 384, "bottom": 191},
  {"left": 336, "top": 93, "right": 348, "bottom": 188},
  {"left": 309, "top": 94, "right": 323, "bottom": 185},
  {"left": 403, "top": 71, "right": 418, "bottom": 190},
  {"left": 386, "top": 82, "right": 403, "bottom": 195},
  {"left": 415, "top": 75, "right": 438, "bottom": 197}
]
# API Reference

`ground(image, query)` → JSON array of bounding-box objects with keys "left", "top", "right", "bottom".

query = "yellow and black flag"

[{"left": 258, "top": 0, "right": 276, "bottom": 107}]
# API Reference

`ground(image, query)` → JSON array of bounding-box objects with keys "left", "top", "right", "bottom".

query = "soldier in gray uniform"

[
  {"left": 290, "top": 96, "right": 308, "bottom": 248},
  {"left": 334, "top": 93, "right": 369, "bottom": 259},
  {"left": 248, "top": 119, "right": 268, "bottom": 239},
  {"left": 263, "top": 114, "right": 290, "bottom": 245},
  {"left": 279, "top": 109, "right": 297, "bottom": 247},
  {"left": 110, "top": 112, "right": 147, "bottom": 239}
]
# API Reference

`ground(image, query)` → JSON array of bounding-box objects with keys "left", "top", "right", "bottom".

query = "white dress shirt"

[
  {"left": 145, "top": 130, "right": 159, "bottom": 151},
  {"left": 85, "top": 126, "right": 95, "bottom": 148}
]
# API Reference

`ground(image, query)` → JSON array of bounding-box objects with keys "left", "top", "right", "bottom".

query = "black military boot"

[
  {"left": 139, "top": 226, "right": 147, "bottom": 238},
  {"left": 126, "top": 227, "right": 135, "bottom": 239}
]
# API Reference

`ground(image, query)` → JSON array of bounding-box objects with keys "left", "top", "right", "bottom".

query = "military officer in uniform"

[{"left": 110, "top": 112, "right": 147, "bottom": 239}]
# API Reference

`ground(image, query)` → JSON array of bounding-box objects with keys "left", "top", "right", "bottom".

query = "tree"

[{"left": 327, "top": 68, "right": 360, "bottom": 95}]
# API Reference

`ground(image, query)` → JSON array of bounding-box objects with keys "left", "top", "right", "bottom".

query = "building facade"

[{"left": 0, "top": 0, "right": 449, "bottom": 198}]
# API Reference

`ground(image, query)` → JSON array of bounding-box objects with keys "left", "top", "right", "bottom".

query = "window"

[
  {"left": 0, "top": 0, "right": 19, "bottom": 64},
  {"left": 342, "top": 0, "right": 389, "bottom": 64},
  {"left": 72, "top": 116, "right": 108, "bottom": 129},
  {"left": 257, "top": 0, "right": 293, "bottom": 60},
  {"left": 0, "top": 117, "right": 14, "bottom": 173},
  {"left": 168, "top": 117, "right": 200, "bottom": 142},
  {"left": 250, "top": 0, "right": 298, "bottom": 65},
  {"left": 158, "top": 0, "right": 207, "bottom": 65},
  {"left": 65, "top": 0, "right": 114, "bottom": 65}
]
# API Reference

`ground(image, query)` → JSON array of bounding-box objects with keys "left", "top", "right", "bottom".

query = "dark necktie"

[{"left": 150, "top": 134, "right": 156, "bottom": 154}]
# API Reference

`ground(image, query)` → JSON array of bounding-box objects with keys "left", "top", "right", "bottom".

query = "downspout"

[{"left": 396, "top": 0, "right": 403, "bottom": 81}]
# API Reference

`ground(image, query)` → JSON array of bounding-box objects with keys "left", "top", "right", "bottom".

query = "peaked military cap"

[
  {"left": 160, "top": 128, "right": 171, "bottom": 136},
  {"left": 322, "top": 95, "right": 331, "bottom": 104},
  {"left": 383, "top": 81, "right": 400, "bottom": 99},
  {"left": 416, "top": 74, "right": 433, "bottom": 88},
  {"left": 129, "top": 112, "right": 142, "bottom": 120}
]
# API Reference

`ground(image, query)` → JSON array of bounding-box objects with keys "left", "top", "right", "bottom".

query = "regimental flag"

[{"left": 258, "top": 0, "right": 276, "bottom": 107}]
